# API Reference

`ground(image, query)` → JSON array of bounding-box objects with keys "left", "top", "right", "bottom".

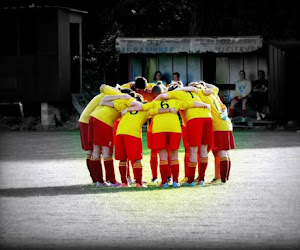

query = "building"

[{"left": 0, "top": 5, "right": 87, "bottom": 127}]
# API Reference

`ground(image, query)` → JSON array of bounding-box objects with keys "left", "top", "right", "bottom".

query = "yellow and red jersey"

[
  {"left": 90, "top": 85, "right": 135, "bottom": 127},
  {"left": 116, "top": 109, "right": 157, "bottom": 138},
  {"left": 167, "top": 90, "right": 209, "bottom": 121},
  {"left": 142, "top": 99, "right": 194, "bottom": 133},
  {"left": 79, "top": 93, "right": 105, "bottom": 124},
  {"left": 194, "top": 90, "right": 212, "bottom": 118},
  {"left": 199, "top": 88, "right": 232, "bottom": 131}
]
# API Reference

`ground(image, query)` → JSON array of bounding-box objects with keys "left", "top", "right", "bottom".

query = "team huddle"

[{"left": 78, "top": 77, "right": 235, "bottom": 188}]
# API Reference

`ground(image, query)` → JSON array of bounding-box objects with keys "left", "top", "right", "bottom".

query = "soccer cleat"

[
  {"left": 256, "top": 112, "right": 261, "bottom": 121},
  {"left": 121, "top": 183, "right": 128, "bottom": 187},
  {"left": 197, "top": 180, "right": 205, "bottom": 186},
  {"left": 127, "top": 177, "right": 134, "bottom": 185},
  {"left": 109, "top": 181, "right": 122, "bottom": 187},
  {"left": 151, "top": 178, "right": 159, "bottom": 184},
  {"left": 136, "top": 183, "right": 147, "bottom": 188},
  {"left": 181, "top": 181, "right": 196, "bottom": 187},
  {"left": 209, "top": 179, "right": 224, "bottom": 185},
  {"left": 159, "top": 183, "right": 169, "bottom": 188},
  {"left": 167, "top": 177, "right": 172, "bottom": 183},
  {"left": 180, "top": 177, "right": 188, "bottom": 185},
  {"left": 172, "top": 182, "right": 180, "bottom": 188},
  {"left": 95, "top": 181, "right": 110, "bottom": 187}
]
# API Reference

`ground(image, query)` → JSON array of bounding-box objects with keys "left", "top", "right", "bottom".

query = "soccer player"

[
  {"left": 123, "top": 98, "right": 210, "bottom": 187},
  {"left": 101, "top": 95, "right": 176, "bottom": 188},
  {"left": 155, "top": 83, "right": 213, "bottom": 186},
  {"left": 78, "top": 92, "right": 105, "bottom": 186},
  {"left": 88, "top": 84, "right": 140, "bottom": 187},
  {"left": 196, "top": 81, "right": 235, "bottom": 184}
]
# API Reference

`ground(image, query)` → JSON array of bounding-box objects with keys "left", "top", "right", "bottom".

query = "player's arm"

[
  {"left": 100, "top": 84, "right": 121, "bottom": 95},
  {"left": 121, "top": 105, "right": 143, "bottom": 116},
  {"left": 101, "top": 94, "right": 131, "bottom": 102},
  {"left": 99, "top": 101, "right": 114, "bottom": 108},
  {"left": 154, "top": 93, "right": 170, "bottom": 101},
  {"left": 148, "top": 107, "right": 177, "bottom": 116},
  {"left": 193, "top": 101, "right": 211, "bottom": 110}
]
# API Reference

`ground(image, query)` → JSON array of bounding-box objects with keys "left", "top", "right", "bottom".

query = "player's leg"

[
  {"left": 218, "top": 150, "right": 229, "bottom": 183},
  {"left": 158, "top": 149, "right": 169, "bottom": 187},
  {"left": 187, "top": 146, "right": 198, "bottom": 184},
  {"left": 115, "top": 134, "right": 128, "bottom": 186},
  {"left": 169, "top": 132, "right": 182, "bottom": 187},
  {"left": 102, "top": 146, "right": 120, "bottom": 186}
]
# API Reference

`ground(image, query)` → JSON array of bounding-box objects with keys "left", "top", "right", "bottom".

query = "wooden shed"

[
  {"left": 116, "top": 36, "right": 299, "bottom": 123},
  {"left": 0, "top": 5, "right": 87, "bottom": 121}
]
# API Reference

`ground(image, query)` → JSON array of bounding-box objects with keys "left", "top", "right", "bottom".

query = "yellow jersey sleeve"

[
  {"left": 103, "top": 85, "right": 120, "bottom": 95},
  {"left": 79, "top": 93, "right": 105, "bottom": 123},
  {"left": 113, "top": 98, "right": 135, "bottom": 112},
  {"left": 142, "top": 102, "right": 154, "bottom": 111}
]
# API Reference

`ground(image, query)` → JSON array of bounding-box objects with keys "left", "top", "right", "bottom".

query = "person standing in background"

[
  {"left": 153, "top": 71, "right": 167, "bottom": 86},
  {"left": 229, "top": 70, "right": 252, "bottom": 122}
]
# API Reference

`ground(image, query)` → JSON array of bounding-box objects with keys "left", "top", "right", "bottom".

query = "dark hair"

[
  {"left": 135, "top": 77, "right": 147, "bottom": 90},
  {"left": 135, "top": 93, "right": 144, "bottom": 102},
  {"left": 152, "top": 85, "right": 163, "bottom": 95},
  {"left": 153, "top": 71, "right": 162, "bottom": 81},
  {"left": 258, "top": 70, "right": 265, "bottom": 76},
  {"left": 239, "top": 70, "right": 246, "bottom": 75},
  {"left": 120, "top": 88, "right": 133, "bottom": 94},
  {"left": 173, "top": 72, "right": 180, "bottom": 78},
  {"left": 168, "top": 84, "right": 179, "bottom": 92}
]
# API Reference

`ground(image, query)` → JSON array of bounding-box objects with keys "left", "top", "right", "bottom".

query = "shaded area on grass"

[{"left": 0, "top": 184, "right": 216, "bottom": 197}]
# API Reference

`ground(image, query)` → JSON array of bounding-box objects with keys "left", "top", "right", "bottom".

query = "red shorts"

[
  {"left": 115, "top": 135, "right": 143, "bottom": 161},
  {"left": 187, "top": 118, "right": 214, "bottom": 147},
  {"left": 147, "top": 131, "right": 153, "bottom": 149},
  {"left": 79, "top": 122, "right": 93, "bottom": 151},
  {"left": 113, "top": 119, "right": 120, "bottom": 144},
  {"left": 182, "top": 125, "right": 189, "bottom": 149},
  {"left": 152, "top": 132, "right": 181, "bottom": 151},
  {"left": 213, "top": 131, "right": 235, "bottom": 151},
  {"left": 88, "top": 116, "right": 114, "bottom": 148}
]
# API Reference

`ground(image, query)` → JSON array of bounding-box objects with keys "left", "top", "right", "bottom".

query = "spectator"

[
  {"left": 171, "top": 72, "right": 185, "bottom": 86},
  {"left": 251, "top": 70, "right": 268, "bottom": 120},
  {"left": 229, "top": 70, "right": 252, "bottom": 122},
  {"left": 153, "top": 71, "right": 167, "bottom": 86}
]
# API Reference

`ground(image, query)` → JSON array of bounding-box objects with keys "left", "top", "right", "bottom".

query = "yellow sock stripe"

[
  {"left": 170, "top": 160, "right": 179, "bottom": 165},
  {"left": 220, "top": 157, "right": 228, "bottom": 161},
  {"left": 188, "top": 162, "right": 197, "bottom": 167},
  {"left": 200, "top": 157, "right": 208, "bottom": 163},
  {"left": 103, "top": 157, "right": 113, "bottom": 161},
  {"left": 133, "top": 162, "right": 142, "bottom": 168},
  {"left": 230, "top": 106, "right": 234, "bottom": 109},
  {"left": 86, "top": 155, "right": 92, "bottom": 160},
  {"left": 119, "top": 162, "right": 127, "bottom": 166},
  {"left": 160, "top": 160, "right": 168, "bottom": 165},
  {"left": 91, "top": 158, "right": 100, "bottom": 161},
  {"left": 242, "top": 107, "right": 247, "bottom": 110}
]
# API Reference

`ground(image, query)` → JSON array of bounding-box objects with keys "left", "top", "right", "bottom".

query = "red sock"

[
  {"left": 227, "top": 158, "right": 231, "bottom": 180},
  {"left": 184, "top": 150, "right": 190, "bottom": 178},
  {"left": 150, "top": 150, "right": 158, "bottom": 179},
  {"left": 198, "top": 157, "right": 208, "bottom": 181},
  {"left": 167, "top": 149, "right": 172, "bottom": 178},
  {"left": 119, "top": 161, "right": 127, "bottom": 184},
  {"left": 229, "top": 107, "right": 234, "bottom": 118},
  {"left": 242, "top": 108, "right": 247, "bottom": 117},
  {"left": 104, "top": 158, "right": 116, "bottom": 184},
  {"left": 220, "top": 157, "right": 228, "bottom": 182},
  {"left": 90, "top": 158, "right": 103, "bottom": 183},
  {"left": 86, "top": 155, "right": 91, "bottom": 175},
  {"left": 159, "top": 160, "right": 169, "bottom": 184},
  {"left": 133, "top": 162, "right": 142, "bottom": 185},
  {"left": 188, "top": 162, "right": 197, "bottom": 183},
  {"left": 170, "top": 160, "right": 179, "bottom": 183}
]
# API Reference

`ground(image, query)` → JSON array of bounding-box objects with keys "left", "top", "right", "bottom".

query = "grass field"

[{"left": 1, "top": 130, "right": 300, "bottom": 249}]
